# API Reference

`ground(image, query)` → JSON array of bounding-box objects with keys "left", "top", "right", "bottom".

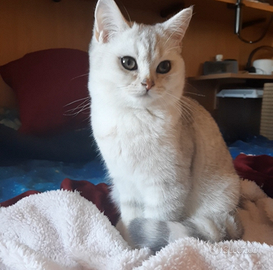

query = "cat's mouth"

[
  {"left": 128, "top": 85, "right": 160, "bottom": 101},
  {"left": 133, "top": 89, "right": 151, "bottom": 98}
]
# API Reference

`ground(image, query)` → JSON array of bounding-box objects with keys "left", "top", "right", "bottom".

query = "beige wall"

[
  {"left": 0, "top": 0, "right": 95, "bottom": 66},
  {"left": 1, "top": 0, "right": 273, "bottom": 107}
]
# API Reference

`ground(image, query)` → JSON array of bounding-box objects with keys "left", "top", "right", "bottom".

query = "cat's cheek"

[{"left": 119, "top": 73, "right": 139, "bottom": 89}]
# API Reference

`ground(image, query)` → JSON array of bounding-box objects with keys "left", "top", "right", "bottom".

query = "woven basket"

[{"left": 260, "top": 83, "right": 273, "bottom": 140}]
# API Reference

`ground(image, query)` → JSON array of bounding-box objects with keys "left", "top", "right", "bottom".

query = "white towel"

[{"left": 0, "top": 180, "right": 272, "bottom": 270}]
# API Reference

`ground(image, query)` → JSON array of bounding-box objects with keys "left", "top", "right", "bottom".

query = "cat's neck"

[{"left": 95, "top": 102, "right": 181, "bottom": 135}]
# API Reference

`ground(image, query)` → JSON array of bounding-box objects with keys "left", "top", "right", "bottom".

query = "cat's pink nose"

[{"left": 141, "top": 78, "right": 155, "bottom": 91}]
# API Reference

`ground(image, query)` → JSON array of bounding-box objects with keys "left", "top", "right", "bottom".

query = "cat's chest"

[{"left": 92, "top": 107, "right": 176, "bottom": 165}]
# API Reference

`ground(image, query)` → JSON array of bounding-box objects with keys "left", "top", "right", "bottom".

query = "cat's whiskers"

[
  {"left": 70, "top": 73, "right": 89, "bottom": 81},
  {"left": 64, "top": 97, "right": 90, "bottom": 107},
  {"left": 163, "top": 92, "right": 182, "bottom": 111},
  {"left": 180, "top": 95, "right": 199, "bottom": 112},
  {"left": 178, "top": 102, "right": 192, "bottom": 123},
  {"left": 65, "top": 101, "right": 90, "bottom": 113},
  {"left": 64, "top": 97, "right": 91, "bottom": 117},
  {"left": 75, "top": 102, "right": 90, "bottom": 114},
  {"left": 164, "top": 93, "right": 184, "bottom": 120},
  {"left": 155, "top": 92, "right": 194, "bottom": 126},
  {"left": 165, "top": 92, "right": 193, "bottom": 122},
  {"left": 178, "top": 101, "right": 194, "bottom": 123},
  {"left": 184, "top": 91, "right": 206, "bottom": 98},
  {"left": 180, "top": 98, "right": 197, "bottom": 122},
  {"left": 184, "top": 82, "right": 206, "bottom": 98}
]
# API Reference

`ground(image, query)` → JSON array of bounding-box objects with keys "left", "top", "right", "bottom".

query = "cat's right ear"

[{"left": 94, "top": 0, "right": 129, "bottom": 43}]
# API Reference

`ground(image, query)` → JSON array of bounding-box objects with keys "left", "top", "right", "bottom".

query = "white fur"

[
  {"left": 168, "top": 222, "right": 189, "bottom": 243},
  {"left": 89, "top": 0, "right": 241, "bottom": 248}
]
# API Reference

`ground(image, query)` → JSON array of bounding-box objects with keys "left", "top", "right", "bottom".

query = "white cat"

[{"left": 88, "top": 0, "right": 242, "bottom": 252}]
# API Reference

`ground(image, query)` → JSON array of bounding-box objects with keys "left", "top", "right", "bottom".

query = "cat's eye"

[
  {"left": 156, "top": 60, "right": 171, "bottom": 74},
  {"left": 121, "top": 56, "right": 138, "bottom": 71}
]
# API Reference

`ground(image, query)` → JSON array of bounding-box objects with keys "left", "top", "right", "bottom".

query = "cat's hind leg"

[{"left": 184, "top": 213, "right": 243, "bottom": 242}]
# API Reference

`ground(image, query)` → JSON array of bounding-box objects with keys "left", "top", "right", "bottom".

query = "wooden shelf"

[
  {"left": 215, "top": 0, "right": 273, "bottom": 12},
  {"left": 188, "top": 72, "right": 273, "bottom": 81}
]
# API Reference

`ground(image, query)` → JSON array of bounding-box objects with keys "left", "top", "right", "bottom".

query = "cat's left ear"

[
  {"left": 94, "top": 0, "right": 130, "bottom": 43},
  {"left": 162, "top": 6, "right": 193, "bottom": 44}
]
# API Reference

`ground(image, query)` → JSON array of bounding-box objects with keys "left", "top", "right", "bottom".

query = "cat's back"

[
  {"left": 181, "top": 96, "right": 236, "bottom": 176},
  {"left": 180, "top": 96, "right": 240, "bottom": 214}
]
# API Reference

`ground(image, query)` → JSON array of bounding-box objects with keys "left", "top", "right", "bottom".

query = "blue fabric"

[
  {"left": 0, "top": 159, "right": 108, "bottom": 202},
  {"left": 228, "top": 136, "right": 273, "bottom": 159}
]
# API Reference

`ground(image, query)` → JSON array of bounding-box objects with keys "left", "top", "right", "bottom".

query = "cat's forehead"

[
  {"left": 114, "top": 23, "right": 170, "bottom": 60},
  {"left": 135, "top": 25, "right": 161, "bottom": 61}
]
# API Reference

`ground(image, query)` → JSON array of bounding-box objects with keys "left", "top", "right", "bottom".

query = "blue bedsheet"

[
  {"left": 0, "top": 159, "right": 108, "bottom": 202},
  {"left": 229, "top": 136, "right": 273, "bottom": 159}
]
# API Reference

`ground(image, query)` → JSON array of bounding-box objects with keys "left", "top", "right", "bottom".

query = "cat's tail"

[
  {"left": 128, "top": 218, "right": 189, "bottom": 252},
  {"left": 128, "top": 214, "right": 242, "bottom": 252}
]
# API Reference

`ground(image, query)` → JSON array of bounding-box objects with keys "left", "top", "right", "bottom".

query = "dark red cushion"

[
  {"left": 0, "top": 48, "right": 90, "bottom": 135},
  {"left": 234, "top": 154, "right": 273, "bottom": 198},
  {"left": 61, "top": 179, "right": 119, "bottom": 225}
]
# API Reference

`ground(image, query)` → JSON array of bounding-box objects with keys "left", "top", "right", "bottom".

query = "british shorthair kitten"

[{"left": 88, "top": 0, "right": 242, "bottom": 252}]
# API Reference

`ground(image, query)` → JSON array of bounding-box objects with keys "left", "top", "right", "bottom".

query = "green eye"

[
  {"left": 121, "top": 56, "right": 138, "bottom": 71},
  {"left": 156, "top": 60, "right": 171, "bottom": 74}
]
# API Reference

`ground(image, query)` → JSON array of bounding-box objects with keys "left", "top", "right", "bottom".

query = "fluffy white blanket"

[{"left": 0, "top": 180, "right": 273, "bottom": 270}]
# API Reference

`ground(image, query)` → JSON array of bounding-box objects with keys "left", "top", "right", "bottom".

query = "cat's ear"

[
  {"left": 162, "top": 6, "right": 193, "bottom": 44},
  {"left": 94, "top": 0, "right": 129, "bottom": 43}
]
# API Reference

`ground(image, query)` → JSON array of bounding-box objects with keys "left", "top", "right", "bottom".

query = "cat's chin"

[
  {"left": 135, "top": 92, "right": 151, "bottom": 99},
  {"left": 128, "top": 95, "right": 163, "bottom": 110},
  {"left": 133, "top": 91, "right": 149, "bottom": 97}
]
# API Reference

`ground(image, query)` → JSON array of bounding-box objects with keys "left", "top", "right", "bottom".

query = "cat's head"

[{"left": 89, "top": 0, "right": 192, "bottom": 109}]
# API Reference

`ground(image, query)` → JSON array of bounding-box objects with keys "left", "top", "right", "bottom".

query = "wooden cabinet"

[{"left": 186, "top": 72, "right": 273, "bottom": 141}]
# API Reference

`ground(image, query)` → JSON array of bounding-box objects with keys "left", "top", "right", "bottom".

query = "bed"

[{"left": 0, "top": 49, "right": 273, "bottom": 269}]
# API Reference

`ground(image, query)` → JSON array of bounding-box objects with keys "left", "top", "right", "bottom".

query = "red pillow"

[{"left": 0, "top": 49, "right": 90, "bottom": 135}]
